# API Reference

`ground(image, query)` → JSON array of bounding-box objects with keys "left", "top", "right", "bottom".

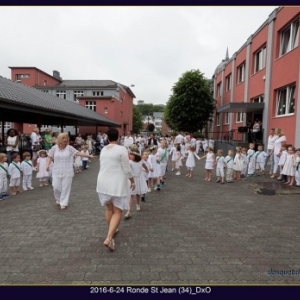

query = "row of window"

[
  {"left": 217, "top": 18, "right": 299, "bottom": 95},
  {"left": 84, "top": 101, "right": 124, "bottom": 117}
]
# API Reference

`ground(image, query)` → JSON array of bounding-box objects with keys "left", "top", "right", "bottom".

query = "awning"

[{"left": 217, "top": 102, "right": 264, "bottom": 113}]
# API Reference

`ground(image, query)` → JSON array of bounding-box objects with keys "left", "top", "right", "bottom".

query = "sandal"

[
  {"left": 124, "top": 212, "right": 131, "bottom": 219},
  {"left": 103, "top": 238, "right": 115, "bottom": 251}
]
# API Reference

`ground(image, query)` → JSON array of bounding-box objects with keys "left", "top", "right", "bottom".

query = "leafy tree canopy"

[
  {"left": 132, "top": 105, "right": 143, "bottom": 134},
  {"left": 135, "top": 101, "right": 165, "bottom": 116},
  {"left": 164, "top": 69, "right": 216, "bottom": 132}
]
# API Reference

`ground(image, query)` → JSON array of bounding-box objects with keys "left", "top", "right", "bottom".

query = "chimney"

[{"left": 53, "top": 70, "right": 62, "bottom": 81}]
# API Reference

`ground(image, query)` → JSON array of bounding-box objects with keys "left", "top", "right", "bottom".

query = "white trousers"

[
  {"left": 273, "top": 153, "right": 280, "bottom": 174},
  {"left": 38, "top": 177, "right": 48, "bottom": 182},
  {"left": 216, "top": 167, "right": 224, "bottom": 177},
  {"left": 23, "top": 174, "right": 32, "bottom": 188},
  {"left": 52, "top": 176, "right": 73, "bottom": 207},
  {"left": 226, "top": 168, "right": 233, "bottom": 181},
  {"left": 9, "top": 178, "right": 20, "bottom": 187},
  {"left": 248, "top": 159, "right": 256, "bottom": 174},
  {"left": 256, "top": 162, "right": 265, "bottom": 171},
  {"left": 0, "top": 177, "right": 8, "bottom": 193},
  {"left": 242, "top": 163, "right": 248, "bottom": 175},
  {"left": 295, "top": 170, "right": 300, "bottom": 185}
]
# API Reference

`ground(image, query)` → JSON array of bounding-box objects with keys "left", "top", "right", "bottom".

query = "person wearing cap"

[{"left": 96, "top": 128, "right": 135, "bottom": 251}]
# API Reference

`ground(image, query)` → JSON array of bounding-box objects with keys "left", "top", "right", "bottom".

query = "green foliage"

[
  {"left": 192, "top": 132, "right": 204, "bottom": 139},
  {"left": 132, "top": 105, "right": 143, "bottom": 134},
  {"left": 164, "top": 69, "right": 216, "bottom": 132},
  {"left": 135, "top": 103, "right": 165, "bottom": 116}
]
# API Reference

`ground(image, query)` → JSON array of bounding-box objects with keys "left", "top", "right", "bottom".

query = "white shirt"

[
  {"left": 216, "top": 156, "right": 225, "bottom": 168},
  {"left": 81, "top": 150, "right": 89, "bottom": 161},
  {"left": 31, "top": 132, "right": 41, "bottom": 147},
  {"left": 157, "top": 147, "right": 168, "bottom": 164},
  {"left": 175, "top": 134, "right": 183, "bottom": 144},
  {"left": 274, "top": 136, "right": 287, "bottom": 155},
  {"left": 6, "top": 136, "right": 19, "bottom": 152},
  {"left": 267, "top": 135, "right": 279, "bottom": 150},
  {"left": 0, "top": 162, "right": 8, "bottom": 179},
  {"left": 8, "top": 161, "right": 21, "bottom": 179},
  {"left": 225, "top": 156, "right": 234, "bottom": 168},
  {"left": 48, "top": 145, "right": 78, "bottom": 178},
  {"left": 96, "top": 144, "right": 133, "bottom": 197},
  {"left": 255, "top": 151, "right": 268, "bottom": 163},
  {"left": 124, "top": 136, "right": 134, "bottom": 148},
  {"left": 20, "top": 160, "right": 35, "bottom": 175}
]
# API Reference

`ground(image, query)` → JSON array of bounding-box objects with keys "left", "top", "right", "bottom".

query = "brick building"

[
  {"left": 213, "top": 6, "right": 300, "bottom": 147},
  {"left": 7, "top": 67, "right": 135, "bottom": 135}
]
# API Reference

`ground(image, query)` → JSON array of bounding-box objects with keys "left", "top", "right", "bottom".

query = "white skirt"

[
  {"left": 205, "top": 161, "right": 214, "bottom": 170},
  {"left": 98, "top": 192, "right": 130, "bottom": 211}
]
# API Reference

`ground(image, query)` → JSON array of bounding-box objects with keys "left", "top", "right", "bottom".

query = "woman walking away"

[
  {"left": 46, "top": 133, "right": 95, "bottom": 210},
  {"left": 96, "top": 128, "right": 135, "bottom": 251}
]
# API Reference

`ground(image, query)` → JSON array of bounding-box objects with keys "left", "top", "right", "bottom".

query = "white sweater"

[{"left": 96, "top": 144, "right": 133, "bottom": 197}]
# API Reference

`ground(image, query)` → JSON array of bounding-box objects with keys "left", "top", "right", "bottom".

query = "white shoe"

[
  {"left": 147, "top": 188, "right": 151, "bottom": 192},
  {"left": 154, "top": 186, "right": 158, "bottom": 190},
  {"left": 39, "top": 184, "right": 43, "bottom": 187},
  {"left": 28, "top": 187, "right": 34, "bottom": 190},
  {"left": 171, "top": 168, "right": 174, "bottom": 172},
  {"left": 23, "top": 187, "right": 28, "bottom": 191},
  {"left": 136, "top": 205, "right": 141, "bottom": 211},
  {"left": 175, "top": 172, "right": 181, "bottom": 175}
]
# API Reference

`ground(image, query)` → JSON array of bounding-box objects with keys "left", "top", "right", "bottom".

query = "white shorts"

[
  {"left": 98, "top": 192, "right": 130, "bottom": 211},
  {"left": 9, "top": 178, "right": 20, "bottom": 187},
  {"left": 216, "top": 167, "right": 224, "bottom": 177}
]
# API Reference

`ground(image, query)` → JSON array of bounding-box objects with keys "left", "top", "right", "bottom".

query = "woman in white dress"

[
  {"left": 96, "top": 128, "right": 135, "bottom": 251},
  {"left": 271, "top": 128, "right": 287, "bottom": 178},
  {"left": 282, "top": 146, "right": 296, "bottom": 186},
  {"left": 46, "top": 133, "right": 95, "bottom": 210}
]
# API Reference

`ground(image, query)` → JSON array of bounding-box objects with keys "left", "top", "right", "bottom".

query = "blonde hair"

[
  {"left": 56, "top": 133, "right": 69, "bottom": 148},
  {"left": 44, "top": 128, "right": 51, "bottom": 134},
  {"left": 33, "top": 127, "right": 39, "bottom": 133},
  {"left": 0, "top": 153, "right": 7, "bottom": 161},
  {"left": 275, "top": 128, "right": 284, "bottom": 137}
]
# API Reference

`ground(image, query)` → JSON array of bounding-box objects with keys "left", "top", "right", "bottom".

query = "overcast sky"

[{"left": 0, "top": 6, "right": 277, "bottom": 105}]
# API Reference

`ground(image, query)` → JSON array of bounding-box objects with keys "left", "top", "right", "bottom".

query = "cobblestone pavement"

[{"left": 1, "top": 156, "right": 300, "bottom": 284}]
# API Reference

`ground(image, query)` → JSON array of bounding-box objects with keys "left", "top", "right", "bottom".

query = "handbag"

[{"left": 33, "top": 144, "right": 42, "bottom": 152}]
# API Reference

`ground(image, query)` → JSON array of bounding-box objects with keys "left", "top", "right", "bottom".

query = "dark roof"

[
  {"left": 0, "top": 76, "right": 120, "bottom": 127},
  {"left": 55, "top": 80, "right": 118, "bottom": 88}
]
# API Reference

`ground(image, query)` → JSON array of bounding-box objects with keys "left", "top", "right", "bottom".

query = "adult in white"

[
  {"left": 4, "top": 129, "right": 19, "bottom": 165},
  {"left": 252, "top": 119, "right": 261, "bottom": 143},
  {"left": 271, "top": 128, "right": 286, "bottom": 178},
  {"left": 46, "top": 133, "right": 95, "bottom": 210},
  {"left": 124, "top": 131, "right": 134, "bottom": 149},
  {"left": 30, "top": 127, "right": 42, "bottom": 166},
  {"left": 96, "top": 128, "right": 135, "bottom": 251},
  {"left": 264, "top": 128, "right": 278, "bottom": 175},
  {"left": 175, "top": 132, "right": 184, "bottom": 145},
  {"left": 208, "top": 137, "right": 214, "bottom": 151}
]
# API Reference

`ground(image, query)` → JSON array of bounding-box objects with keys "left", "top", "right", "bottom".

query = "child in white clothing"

[
  {"left": 225, "top": 150, "right": 234, "bottom": 183},
  {"left": 215, "top": 149, "right": 225, "bottom": 184},
  {"left": 247, "top": 143, "right": 256, "bottom": 176},
  {"left": 169, "top": 144, "right": 177, "bottom": 171},
  {"left": 233, "top": 147, "right": 243, "bottom": 180},
  {"left": 199, "top": 147, "right": 215, "bottom": 181},
  {"left": 175, "top": 145, "right": 183, "bottom": 175},
  {"left": 141, "top": 150, "right": 150, "bottom": 201},
  {"left": 295, "top": 148, "right": 300, "bottom": 186},
  {"left": 20, "top": 152, "right": 35, "bottom": 191},
  {"left": 255, "top": 145, "right": 268, "bottom": 176},
  {"left": 241, "top": 148, "right": 248, "bottom": 178},
  {"left": 277, "top": 144, "right": 288, "bottom": 182},
  {"left": 81, "top": 145, "right": 89, "bottom": 170},
  {"left": 0, "top": 153, "right": 10, "bottom": 200},
  {"left": 186, "top": 146, "right": 200, "bottom": 178},
  {"left": 147, "top": 146, "right": 161, "bottom": 191},
  {"left": 8, "top": 153, "right": 22, "bottom": 195},
  {"left": 36, "top": 150, "right": 49, "bottom": 187}
]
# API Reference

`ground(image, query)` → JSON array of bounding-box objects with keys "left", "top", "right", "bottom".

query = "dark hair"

[
  {"left": 141, "top": 150, "right": 149, "bottom": 156},
  {"left": 131, "top": 153, "right": 142, "bottom": 162},
  {"left": 12, "top": 153, "right": 20, "bottom": 160},
  {"left": 7, "top": 128, "right": 17, "bottom": 136},
  {"left": 22, "top": 152, "right": 31, "bottom": 159},
  {"left": 176, "top": 145, "right": 181, "bottom": 151},
  {"left": 106, "top": 128, "right": 119, "bottom": 142}
]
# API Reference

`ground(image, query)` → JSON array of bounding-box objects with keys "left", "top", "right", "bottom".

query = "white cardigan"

[{"left": 96, "top": 144, "right": 133, "bottom": 197}]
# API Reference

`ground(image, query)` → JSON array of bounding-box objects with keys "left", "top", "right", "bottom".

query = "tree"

[
  {"left": 135, "top": 102, "right": 165, "bottom": 116},
  {"left": 132, "top": 105, "right": 143, "bottom": 134},
  {"left": 164, "top": 69, "right": 216, "bottom": 133}
]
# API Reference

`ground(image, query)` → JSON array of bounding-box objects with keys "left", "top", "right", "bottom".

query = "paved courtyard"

[{"left": 1, "top": 156, "right": 300, "bottom": 284}]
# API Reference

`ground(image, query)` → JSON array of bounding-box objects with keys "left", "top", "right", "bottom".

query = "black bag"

[{"left": 33, "top": 144, "right": 42, "bottom": 152}]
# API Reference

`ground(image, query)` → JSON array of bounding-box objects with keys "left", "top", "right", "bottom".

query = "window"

[
  {"left": 276, "top": 84, "right": 295, "bottom": 116},
  {"left": 252, "top": 95, "right": 264, "bottom": 103},
  {"left": 74, "top": 90, "right": 84, "bottom": 102},
  {"left": 16, "top": 74, "right": 30, "bottom": 80},
  {"left": 217, "top": 82, "right": 222, "bottom": 97},
  {"left": 85, "top": 101, "right": 96, "bottom": 111},
  {"left": 104, "top": 107, "right": 108, "bottom": 114},
  {"left": 254, "top": 46, "right": 266, "bottom": 72},
  {"left": 43, "top": 90, "right": 49, "bottom": 93},
  {"left": 224, "top": 112, "right": 230, "bottom": 124},
  {"left": 93, "top": 91, "right": 104, "bottom": 96},
  {"left": 155, "top": 121, "right": 161, "bottom": 126},
  {"left": 225, "top": 74, "right": 231, "bottom": 91},
  {"left": 237, "top": 63, "right": 245, "bottom": 84},
  {"left": 280, "top": 19, "right": 299, "bottom": 56},
  {"left": 216, "top": 113, "right": 220, "bottom": 126},
  {"left": 0, "top": 122, "right": 11, "bottom": 130},
  {"left": 236, "top": 112, "right": 244, "bottom": 123},
  {"left": 56, "top": 91, "right": 66, "bottom": 99}
]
